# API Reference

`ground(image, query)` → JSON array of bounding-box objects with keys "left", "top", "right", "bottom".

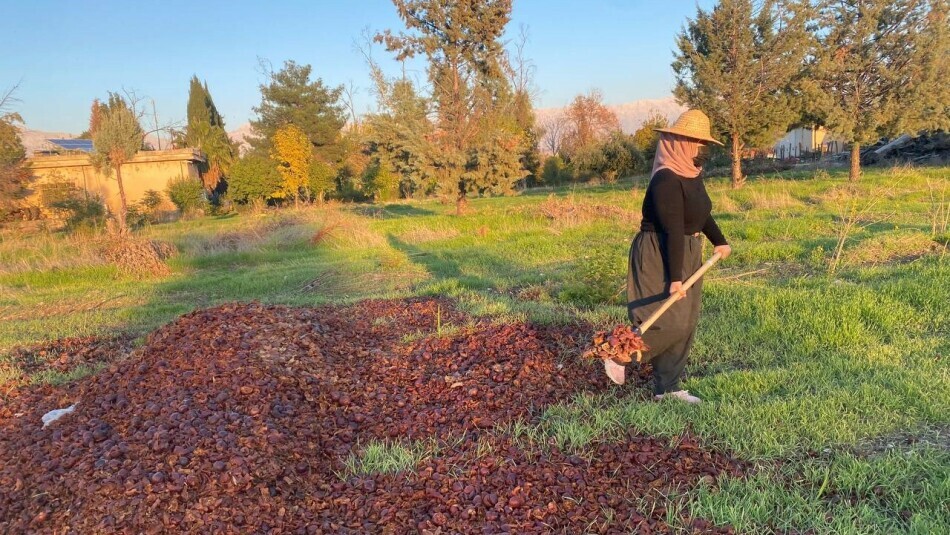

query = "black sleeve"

[
  {"left": 650, "top": 175, "right": 686, "bottom": 281},
  {"left": 702, "top": 215, "right": 728, "bottom": 246}
]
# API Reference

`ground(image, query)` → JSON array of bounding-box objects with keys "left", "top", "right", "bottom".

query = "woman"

[{"left": 604, "top": 110, "right": 731, "bottom": 403}]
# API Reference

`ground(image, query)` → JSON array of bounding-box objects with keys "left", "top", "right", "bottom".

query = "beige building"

[
  {"left": 773, "top": 126, "right": 847, "bottom": 159},
  {"left": 27, "top": 147, "right": 205, "bottom": 214}
]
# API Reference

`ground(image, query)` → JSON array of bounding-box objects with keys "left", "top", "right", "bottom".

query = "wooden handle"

[{"left": 635, "top": 251, "right": 722, "bottom": 336}]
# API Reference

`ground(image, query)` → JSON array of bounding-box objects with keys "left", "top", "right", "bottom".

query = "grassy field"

[{"left": 2, "top": 165, "right": 949, "bottom": 533}]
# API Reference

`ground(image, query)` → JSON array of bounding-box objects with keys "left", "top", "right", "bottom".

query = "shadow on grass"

[
  {"left": 386, "top": 234, "right": 496, "bottom": 291},
  {"left": 350, "top": 204, "right": 437, "bottom": 219}
]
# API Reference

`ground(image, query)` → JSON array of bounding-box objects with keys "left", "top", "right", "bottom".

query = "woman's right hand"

[{"left": 669, "top": 281, "right": 686, "bottom": 300}]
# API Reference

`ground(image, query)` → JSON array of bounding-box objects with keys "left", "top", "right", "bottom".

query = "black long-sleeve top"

[{"left": 640, "top": 168, "right": 728, "bottom": 281}]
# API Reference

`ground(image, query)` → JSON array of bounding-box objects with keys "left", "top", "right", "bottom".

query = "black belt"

[{"left": 641, "top": 229, "right": 703, "bottom": 238}]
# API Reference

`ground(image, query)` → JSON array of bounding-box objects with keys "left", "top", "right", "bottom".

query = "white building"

[{"left": 773, "top": 126, "right": 846, "bottom": 159}]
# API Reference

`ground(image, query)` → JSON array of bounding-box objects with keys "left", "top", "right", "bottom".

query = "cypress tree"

[{"left": 185, "top": 76, "right": 235, "bottom": 190}]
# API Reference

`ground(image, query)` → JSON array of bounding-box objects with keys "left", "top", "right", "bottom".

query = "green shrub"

[
  {"left": 227, "top": 154, "right": 282, "bottom": 204},
  {"left": 166, "top": 175, "right": 207, "bottom": 216},
  {"left": 140, "top": 189, "right": 164, "bottom": 211},
  {"left": 558, "top": 245, "right": 626, "bottom": 307},
  {"left": 571, "top": 133, "right": 644, "bottom": 183},
  {"left": 53, "top": 197, "right": 106, "bottom": 232},
  {"left": 37, "top": 178, "right": 106, "bottom": 231},
  {"left": 541, "top": 155, "right": 568, "bottom": 186},
  {"left": 309, "top": 160, "right": 337, "bottom": 203},
  {"left": 364, "top": 160, "right": 400, "bottom": 202},
  {"left": 126, "top": 190, "right": 165, "bottom": 228}
]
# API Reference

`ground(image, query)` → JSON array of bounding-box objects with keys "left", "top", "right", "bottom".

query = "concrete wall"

[{"left": 26, "top": 149, "right": 205, "bottom": 214}]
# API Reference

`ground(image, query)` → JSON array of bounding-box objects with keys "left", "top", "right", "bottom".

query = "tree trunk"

[
  {"left": 455, "top": 192, "right": 468, "bottom": 216},
  {"left": 115, "top": 164, "right": 128, "bottom": 232},
  {"left": 849, "top": 142, "right": 861, "bottom": 182},
  {"left": 731, "top": 133, "right": 744, "bottom": 189}
]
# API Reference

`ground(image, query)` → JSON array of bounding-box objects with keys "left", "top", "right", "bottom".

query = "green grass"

[
  {"left": 28, "top": 362, "right": 108, "bottom": 386},
  {"left": 1, "top": 165, "right": 949, "bottom": 532},
  {"left": 680, "top": 446, "right": 950, "bottom": 534},
  {"left": 341, "top": 438, "right": 441, "bottom": 477}
]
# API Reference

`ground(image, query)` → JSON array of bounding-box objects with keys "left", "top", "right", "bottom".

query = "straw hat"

[{"left": 655, "top": 109, "right": 723, "bottom": 146}]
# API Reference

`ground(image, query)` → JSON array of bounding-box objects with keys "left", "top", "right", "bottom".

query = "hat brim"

[{"left": 654, "top": 127, "right": 724, "bottom": 146}]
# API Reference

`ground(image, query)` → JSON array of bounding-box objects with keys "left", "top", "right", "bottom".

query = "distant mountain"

[
  {"left": 535, "top": 96, "right": 686, "bottom": 153},
  {"left": 228, "top": 123, "right": 256, "bottom": 155},
  {"left": 22, "top": 96, "right": 685, "bottom": 157}
]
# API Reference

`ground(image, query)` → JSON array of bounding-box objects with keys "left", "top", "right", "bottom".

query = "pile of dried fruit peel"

[
  {"left": 582, "top": 324, "right": 650, "bottom": 364},
  {"left": 0, "top": 298, "right": 743, "bottom": 534}
]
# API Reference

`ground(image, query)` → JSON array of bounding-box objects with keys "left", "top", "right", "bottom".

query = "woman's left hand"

[{"left": 714, "top": 244, "right": 732, "bottom": 260}]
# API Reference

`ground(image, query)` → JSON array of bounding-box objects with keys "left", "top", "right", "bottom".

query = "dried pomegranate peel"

[{"left": 582, "top": 324, "right": 649, "bottom": 364}]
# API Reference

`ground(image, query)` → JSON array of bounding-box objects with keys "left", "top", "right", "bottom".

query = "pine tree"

[
  {"left": 807, "top": 0, "right": 948, "bottom": 181},
  {"left": 90, "top": 93, "right": 144, "bottom": 232},
  {"left": 364, "top": 64, "right": 436, "bottom": 198},
  {"left": 674, "top": 0, "right": 809, "bottom": 188},
  {"left": 250, "top": 61, "right": 346, "bottom": 161},
  {"left": 377, "top": 0, "right": 519, "bottom": 211}
]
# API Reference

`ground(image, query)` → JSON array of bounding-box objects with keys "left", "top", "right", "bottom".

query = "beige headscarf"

[{"left": 651, "top": 133, "right": 703, "bottom": 179}]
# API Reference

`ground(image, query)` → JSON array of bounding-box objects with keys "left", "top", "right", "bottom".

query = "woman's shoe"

[
  {"left": 653, "top": 390, "right": 701, "bottom": 404},
  {"left": 603, "top": 358, "right": 625, "bottom": 385}
]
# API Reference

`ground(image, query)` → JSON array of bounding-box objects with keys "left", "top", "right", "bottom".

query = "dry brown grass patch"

[
  {"left": 0, "top": 230, "right": 105, "bottom": 275},
  {"left": 713, "top": 193, "right": 741, "bottom": 214},
  {"left": 184, "top": 215, "right": 306, "bottom": 256},
  {"left": 537, "top": 194, "right": 638, "bottom": 228},
  {"left": 842, "top": 231, "right": 944, "bottom": 267},
  {"left": 397, "top": 227, "right": 461, "bottom": 244},
  {"left": 812, "top": 184, "right": 861, "bottom": 205},
  {"left": 746, "top": 189, "right": 804, "bottom": 211},
  {"left": 101, "top": 237, "right": 177, "bottom": 277}
]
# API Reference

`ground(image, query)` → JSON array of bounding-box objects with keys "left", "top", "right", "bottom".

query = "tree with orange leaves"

[{"left": 561, "top": 90, "right": 621, "bottom": 158}]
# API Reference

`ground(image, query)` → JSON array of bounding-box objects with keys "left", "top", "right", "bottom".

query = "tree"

[
  {"left": 561, "top": 90, "right": 621, "bottom": 158},
  {"left": 270, "top": 124, "right": 312, "bottom": 207},
  {"left": 806, "top": 0, "right": 948, "bottom": 181},
  {"left": 539, "top": 114, "right": 569, "bottom": 156},
  {"left": 462, "top": 114, "right": 527, "bottom": 200},
  {"left": 250, "top": 60, "right": 346, "bottom": 161},
  {"left": 364, "top": 62, "right": 436, "bottom": 198},
  {"left": 541, "top": 155, "right": 567, "bottom": 185},
  {"left": 631, "top": 110, "right": 669, "bottom": 168},
  {"left": 364, "top": 159, "right": 401, "bottom": 201},
  {"left": 377, "top": 0, "right": 521, "bottom": 211},
  {"left": 78, "top": 99, "right": 106, "bottom": 139},
  {"left": 308, "top": 159, "right": 335, "bottom": 204},
  {"left": 185, "top": 76, "right": 235, "bottom": 191},
  {"left": 572, "top": 132, "right": 644, "bottom": 183},
  {"left": 674, "top": 0, "right": 809, "bottom": 187},
  {"left": 227, "top": 154, "right": 283, "bottom": 204},
  {"left": 509, "top": 25, "right": 542, "bottom": 187},
  {"left": 0, "top": 84, "right": 30, "bottom": 220},
  {"left": 91, "top": 93, "right": 144, "bottom": 231}
]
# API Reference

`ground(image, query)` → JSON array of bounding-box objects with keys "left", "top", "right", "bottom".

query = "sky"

[{"left": 1, "top": 0, "right": 716, "bottom": 134}]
